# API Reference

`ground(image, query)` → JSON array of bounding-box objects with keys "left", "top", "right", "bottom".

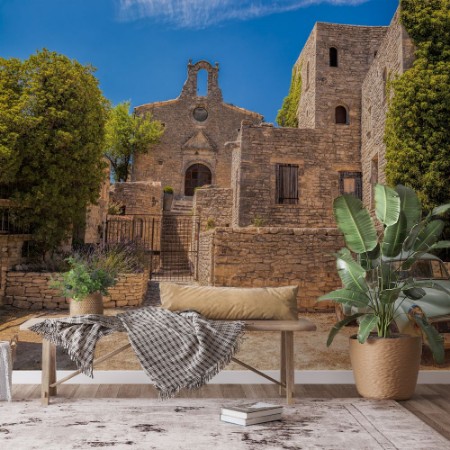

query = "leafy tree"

[
  {"left": 0, "top": 49, "right": 108, "bottom": 254},
  {"left": 104, "top": 101, "right": 164, "bottom": 182},
  {"left": 385, "top": 0, "right": 450, "bottom": 212},
  {"left": 276, "top": 65, "right": 302, "bottom": 128}
]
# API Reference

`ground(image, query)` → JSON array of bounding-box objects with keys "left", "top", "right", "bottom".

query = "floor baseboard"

[{"left": 12, "top": 370, "right": 450, "bottom": 385}]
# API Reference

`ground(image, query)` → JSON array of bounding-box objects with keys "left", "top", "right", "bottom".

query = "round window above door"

[
  {"left": 193, "top": 107, "right": 208, "bottom": 122},
  {"left": 185, "top": 164, "right": 212, "bottom": 196}
]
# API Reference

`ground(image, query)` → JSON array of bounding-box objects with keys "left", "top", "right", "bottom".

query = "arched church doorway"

[{"left": 184, "top": 164, "right": 212, "bottom": 196}]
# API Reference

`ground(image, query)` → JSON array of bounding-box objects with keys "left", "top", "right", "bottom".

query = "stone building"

[
  {"left": 111, "top": 60, "right": 263, "bottom": 214},
  {"left": 192, "top": 9, "right": 416, "bottom": 308}
]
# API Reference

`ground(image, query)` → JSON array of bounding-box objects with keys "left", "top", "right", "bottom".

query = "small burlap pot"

[{"left": 70, "top": 292, "right": 104, "bottom": 316}]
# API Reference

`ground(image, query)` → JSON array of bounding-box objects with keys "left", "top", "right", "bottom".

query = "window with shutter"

[{"left": 276, "top": 164, "right": 299, "bottom": 204}]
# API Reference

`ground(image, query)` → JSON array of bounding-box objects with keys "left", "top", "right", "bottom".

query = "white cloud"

[{"left": 118, "top": 0, "right": 369, "bottom": 29}]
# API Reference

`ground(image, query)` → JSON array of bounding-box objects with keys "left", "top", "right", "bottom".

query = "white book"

[
  {"left": 221, "top": 402, "right": 283, "bottom": 419},
  {"left": 220, "top": 413, "right": 283, "bottom": 426}
]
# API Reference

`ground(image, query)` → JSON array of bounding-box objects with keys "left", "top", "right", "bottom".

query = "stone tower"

[{"left": 296, "top": 23, "right": 388, "bottom": 134}]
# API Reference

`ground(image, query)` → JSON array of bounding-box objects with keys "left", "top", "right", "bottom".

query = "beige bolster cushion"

[{"left": 159, "top": 283, "right": 299, "bottom": 320}]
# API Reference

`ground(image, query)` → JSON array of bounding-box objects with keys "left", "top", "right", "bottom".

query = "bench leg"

[
  {"left": 282, "top": 331, "right": 294, "bottom": 404},
  {"left": 279, "top": 332, "right": 286, "bottom": 396},
  {"left": 41, "top": 339, "right": 57, "bottom": 406}
]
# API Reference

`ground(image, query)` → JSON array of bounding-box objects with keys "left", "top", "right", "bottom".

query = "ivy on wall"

[
  {"left": 276, "top": 65, "right": 302, "bottom": 128},
  {"left": 385, "top": 0, "right": 450, "bottom": 211}
]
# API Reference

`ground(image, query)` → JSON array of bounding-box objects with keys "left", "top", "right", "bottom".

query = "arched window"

[
  {"left": 335, "top": 106, "right": 348, "bottom": 124},
  {"left": 196, "top": 69, "right": 208, "bottom": 96},
  {"left": 330, "top": 47, "right": 338, "bottom": 67},
  {"left": 185, "top": 164, "right": 212, "bottom": 196}
]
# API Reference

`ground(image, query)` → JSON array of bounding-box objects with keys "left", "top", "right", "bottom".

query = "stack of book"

[{"left": 220, "top": 402, "right": 283, "bottom": 426}]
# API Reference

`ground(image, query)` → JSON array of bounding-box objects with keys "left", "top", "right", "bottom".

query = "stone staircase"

[
  {"left": 170, "top": 197, "right": 193, "bottom": 215},
  {"left": 154, "top": 213, "right": 194, "bottom": 276}
]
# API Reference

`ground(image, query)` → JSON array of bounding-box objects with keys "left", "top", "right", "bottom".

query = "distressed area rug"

[{"left": 0, "top": 398, "right": 448, "bottom": 450}]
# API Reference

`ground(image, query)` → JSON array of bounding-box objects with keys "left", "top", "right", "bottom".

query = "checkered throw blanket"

[{"left": 30, "top": 307, "right": 245, "bottom": 399}]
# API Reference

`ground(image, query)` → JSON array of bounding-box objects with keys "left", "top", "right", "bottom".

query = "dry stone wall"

[
  {"left": 198, "top": 227, "right": 344, "bottom": 309},
  {"left": 3, "top": 271, "right": 148, "bottom": 309},
  {"left": 110, "top": 181, "right": 162, "bottom": 215},
  {"left": 197, "top": 230, "right": 214, "bottom": 285},
  {"left": 0, "top": 235, "right": 29, "bottom": 304},
  {"left": 193, "top": 187, "right": 232, "bottom": 232},
  {"left": 361, "top": 11, "right": 415, "bottom": 209}
]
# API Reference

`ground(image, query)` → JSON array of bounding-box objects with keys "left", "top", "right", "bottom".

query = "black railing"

[
  {"left": 0, "top": 207, "right": 30, "bottom": 235},
  {"left": 105, "top": 214, "right": 200, "bottom": 282}
]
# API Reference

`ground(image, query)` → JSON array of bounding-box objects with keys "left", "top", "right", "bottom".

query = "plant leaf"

[
  {"left": 318, "top": 289, "right": 370, "bottom": 308},
  {"left": 358, "top": 243, "right": 380, "bottom": 271},
  {"left": 336, "top": 254, "right": 368, "bottom": 293},
  {"left": 395, "top": 185, "right": 421, "bottom": 232},
  {"left": 375, "top": 184, "right": 401, "bottom": 226},
  {"left": 357, "top": 315, "right": 379, "bottom": 343},
  {"left": 381, "top": 211, "right": 407, "bottom": 257},
  {"left": 431, "top": 203, "right": 450, "bottom": 217},
  {"left": 380, "top": 260, "right": 399, "bottom": 289},
  {"left": 411, "top": 280, "right": 450, "bottom": 295},
  {"left": 413, "top": 220, "right": 445, "bottom": 252},
  {"left": 429, "top": 240, "right": 450, "bottom": 251},
  {"left": 326, "top": 313, "right": 364, "bottom": 347},
  {"left": 403, "top": 221, "right": 426, "bottom": 252},
  {"left": 409, "top": 312, "right": 445, "bottom": 364},
  {"left": 403, "top": 287, "right": 426, "bottom": 300},
  {"left": 380, "top": 287, "right": 402, "bottom": 304},
  {"left": 333, "top": 195, "right": 377, "bottom": 254}
]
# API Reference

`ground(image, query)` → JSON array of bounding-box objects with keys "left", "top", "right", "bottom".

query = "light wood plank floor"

[{"left": 11, "top": 384, "right": 450, "bottom": 441}]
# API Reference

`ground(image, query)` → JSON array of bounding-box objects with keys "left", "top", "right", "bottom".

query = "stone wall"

[
  {"left": 3, "top": 271, "right": 148, "bottom": 310},
  {"left": 193, "top": 186, "right": 232, "bottom": 232},
  {"left": 0, "top": 235, "right": 29, "bottom": 305},
  {"left": 197, "top": 230, "right": 214, "bottom": 285},
  {"left": 198, "top": 227, "right": 343, "bottom": 309},
  {"left": 361, "top": 10, "right": 415, "bottom": 209},
  {"left": 110, "top": 181, "right": 162, "bottom": 215},
  {"left": 296, "top": 27, "right": 316, "bottom": 129},
  {"left": 132, "top": 61, "right": 263, "bottom": 199},
  {"left": 233, "top": 123, "right": 361, "bottom": 228},
  {"left": 84, "top": 159, "right": 110, "bottom": 244}
]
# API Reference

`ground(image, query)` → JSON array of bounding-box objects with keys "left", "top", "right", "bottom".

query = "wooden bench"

[{"left": 20, "top": 317, "right": 316, "bottom": 405}]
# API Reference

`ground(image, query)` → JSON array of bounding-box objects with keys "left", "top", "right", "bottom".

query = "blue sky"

[{"left": 0, "top": 0, "right": 399, "bottom": 123}]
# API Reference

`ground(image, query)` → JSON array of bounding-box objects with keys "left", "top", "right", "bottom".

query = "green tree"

[
  {"left": 385, "top": 0, "right": 450, "bottom": 211},
  {"left": 104, "top": 101, "right": 164, "bottom": 182},
  {"left": 276, "top": 65, "right": 302, "bottom": 128},
  {"left": 0, "top": 49, "right": 108, "bottom": 254}
]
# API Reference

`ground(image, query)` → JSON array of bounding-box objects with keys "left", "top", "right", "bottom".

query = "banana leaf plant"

[{"left": 318, "top": 184, "right": 450, "bottom": 363}]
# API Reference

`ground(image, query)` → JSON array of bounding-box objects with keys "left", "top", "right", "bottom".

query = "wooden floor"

[{"left": 11, "top": 383, "right": 450, "bottom": 441}]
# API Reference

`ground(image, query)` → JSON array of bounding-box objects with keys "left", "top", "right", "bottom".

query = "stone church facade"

[
  {"left": 110, "top": 8, "right": 416, "bottom": 309},
  {"left": 110, "top": 60, "right": 262, "bottom": 214}
]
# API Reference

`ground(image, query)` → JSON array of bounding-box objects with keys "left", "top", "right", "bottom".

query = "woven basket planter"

[
  {"left": 69, "top": 292, "right": 104, "bottom": 316},
  {"left": 349, "top": 334, "right": 422, "bottom": 401}
]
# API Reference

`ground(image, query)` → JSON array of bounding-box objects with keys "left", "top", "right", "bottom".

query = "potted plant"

[
  {"left": 52, "top": 255, "right": 116, "bottom": 316},
  {"left": 318, "top": 184, "right": 450, "bottom": 400},
  {"left": 163, "top": 186, "right": 174, "bottom": 211}
]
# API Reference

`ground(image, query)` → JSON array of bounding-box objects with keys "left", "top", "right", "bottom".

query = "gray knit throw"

[{"left": 30, "top": 307, "right": 245, "bottom": 399}]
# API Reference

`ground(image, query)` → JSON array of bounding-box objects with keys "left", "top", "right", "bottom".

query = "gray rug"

[{"left": 0, "top": 398, "right": 448, "bottom": 449}]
